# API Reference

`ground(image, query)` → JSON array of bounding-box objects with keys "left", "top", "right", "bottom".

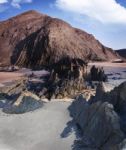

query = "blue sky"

[{"left": 0, "top": 0, "right": 126, "bottom": 49}]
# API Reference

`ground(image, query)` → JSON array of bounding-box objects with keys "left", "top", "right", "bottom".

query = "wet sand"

[
  {"left": 0, "top": 72, "right": 23, "bottom": 83},
  {"left": 89, "top": 62, "right": 126, "bottom": 68},
  {"left": 89, "top": 62, "right": 126, "bottom": 87},
  {"left": 0, "top": 69, "right": 49, "bottom": 84}
]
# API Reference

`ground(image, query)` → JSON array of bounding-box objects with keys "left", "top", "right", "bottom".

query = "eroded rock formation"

[
  {"left": 90, "top": 65, "right": 108, "bottom": 82},
  {"left": 69, "top": 82, "right": 126, "bottom": 150},
  {"left": 0, "top": 58, "right": 87, "bottom": 103},
  {"left": 50, "top": 57, "right": 87, "bottom": 79}
]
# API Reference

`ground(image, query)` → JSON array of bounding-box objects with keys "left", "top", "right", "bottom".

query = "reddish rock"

[{"left": 0, "top": 10, "right": 119, "bottom": 68}]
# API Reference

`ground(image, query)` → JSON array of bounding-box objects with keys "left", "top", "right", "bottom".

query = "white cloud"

[
  {"left": 0, "top": 0, "right": 8, "bottom": 4},
  {"left": 11, "top": 0, "right": 32, "bottom": 8},
  {"left": 55, "top": 0, "right": 126, "bottom": 24}
]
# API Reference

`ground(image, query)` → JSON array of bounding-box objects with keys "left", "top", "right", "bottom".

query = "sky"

[{"left": 0, "top": 0, "right": 126, "bottom": 49}]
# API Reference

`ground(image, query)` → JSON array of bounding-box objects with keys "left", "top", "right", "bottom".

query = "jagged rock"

[
  {"left": 51, "top": 57, "right": 87, "bottom": 79},
  {"left": 69, "top": 95, "right": 88, "bottom": 120},
  {"left": 39, "top": 87, "right": 48, "bottom": 97},
  {"left": 90, "top": 66, "right": 108, "bottom": 82},
  {"left": 3, "top": 91, "right": 43, "bottom": 114},
  {"left": 0, "top": 63, "right": 87, "bottom": 101},
  {"left": 69, "top": 98, "right": 124, "bottom": 149},
  {"left": 93, "top": 81, "right": 126, "bottom": 111},
  {"left": 0, "top": 78, "right": 27, "bottom": 95},
  {"left": 93, "top": 82, "right": 107, "bottom": 102},
  {"left": 48, "top": 78, "right": 86, "bottom": 99},
  {"left": 94, "top": 81, "right": 126, "bottom": 135},
  {"left": 14, "top": 91, "right": 40, "bottom": 106},
  {"left": 69, "top": 82, "right": 126, "bottom": 149}
]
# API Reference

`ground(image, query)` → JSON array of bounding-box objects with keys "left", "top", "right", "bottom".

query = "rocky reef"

[
  {"left": 0, "top": 59, "right": 87, "bottom": 103},
  {"left": 0, "top": 61, "right": 109, "bottom": 114}
]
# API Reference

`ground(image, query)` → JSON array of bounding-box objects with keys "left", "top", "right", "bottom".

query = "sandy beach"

[
  {"left": 0, "top": 101, "right": 78, "bottom": 150},
  {"left": 0, "top": 72, "right": 23, "bottom": 83},
  {"left": 0, "top": 69, "right": 49, "bottom": 84}
]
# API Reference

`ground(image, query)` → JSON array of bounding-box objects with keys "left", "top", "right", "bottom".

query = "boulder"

[{"left": 3, "top": 91, "right": 43, "bottom": 114}]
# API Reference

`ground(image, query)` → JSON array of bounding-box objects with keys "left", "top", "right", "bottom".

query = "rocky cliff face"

[{"left": 0, "top": 10, "right": 118, "bottom": 68}]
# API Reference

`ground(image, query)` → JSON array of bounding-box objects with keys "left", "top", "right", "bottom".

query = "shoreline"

[{"left": 89, "top": 62, "right": 126, "bottom": 68}]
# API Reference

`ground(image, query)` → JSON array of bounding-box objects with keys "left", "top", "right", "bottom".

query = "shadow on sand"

[{"left": 60, "top": 108, "right": 84, "bottom": 150}]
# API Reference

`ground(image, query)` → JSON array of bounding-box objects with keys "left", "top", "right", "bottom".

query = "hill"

[
  {"left": 0, "top": 10, "right": 119, "bottom": 68},
  {"left": 116, "top": 49, "right": 126, "bottom": 59}
]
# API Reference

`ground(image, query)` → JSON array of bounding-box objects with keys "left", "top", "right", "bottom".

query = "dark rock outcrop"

[
  {"left": 93, "top": 81, "right": 126, "bottom": 112},
  {"left": 3, "top": 91, "right": 43, "bottom": 114},
  {"left": 0, "top": 89, "right": 43, "bottom": 114},
  {"left": 94, "top": 82, "right": 126, "bottom": 135},
  {"left": 69, "top": 82, "right": 126, "bottom": 150},
  {"left": 90, "top": 65, "right": 107, "bottom": 82},
  {"left": 0, "top": 10, "right": 119, "bottom": 68},
  {"left": 0, "top": 65, "right": 86, "bottom": 100},
  {"left": 50, "top": 57, "right": 87, "bottom": 79}
]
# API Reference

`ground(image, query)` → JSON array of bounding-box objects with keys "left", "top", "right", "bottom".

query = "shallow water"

[{"left": 104, "top": 66, "right": 126, "bottom": 87}]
